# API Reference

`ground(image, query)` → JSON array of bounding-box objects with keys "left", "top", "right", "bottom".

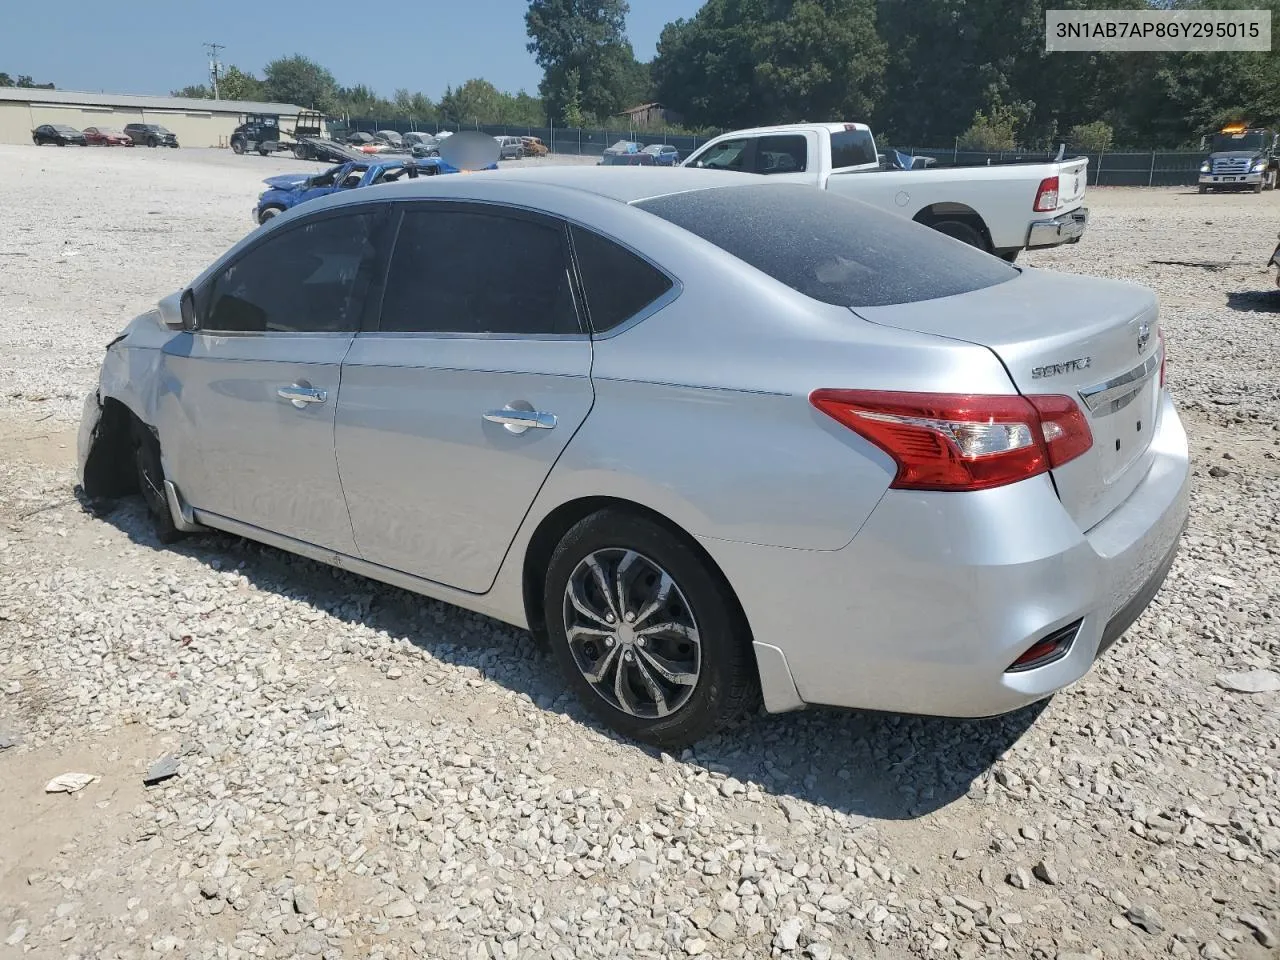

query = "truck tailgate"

[{"left": 1056, "top": 157, "right": 1088, "bottom": 210}]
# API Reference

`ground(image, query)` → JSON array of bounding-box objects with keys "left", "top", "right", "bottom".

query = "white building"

[{"left": 0, "top": 87, "right": 308, "bottom": 147}]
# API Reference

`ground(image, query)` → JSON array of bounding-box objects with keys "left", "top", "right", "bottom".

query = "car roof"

[{"left": 377, "top": 166, "right": 755, "bottom": 204}]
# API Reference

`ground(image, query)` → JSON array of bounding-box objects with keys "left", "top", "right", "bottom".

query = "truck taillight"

[
  {"left": 809, "top": 390, "right": 1092, "bottom": 492},
  {"left": 1033, "top": 176, "right": 1060, "bottom": 212}
]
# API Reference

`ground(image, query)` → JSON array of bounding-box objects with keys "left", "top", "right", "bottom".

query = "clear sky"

[{"left": 0, "top": 0, "right": 703, "bottom": 100}]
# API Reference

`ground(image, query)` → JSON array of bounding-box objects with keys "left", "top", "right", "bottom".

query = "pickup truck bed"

[{"left": 682, "top": 122, "right": 1090, "bottom": 259}]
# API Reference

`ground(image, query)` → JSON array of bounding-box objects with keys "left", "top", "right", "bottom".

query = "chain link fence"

[{"left": 330, "top": 117, "right": 1207, "bottom": 185}]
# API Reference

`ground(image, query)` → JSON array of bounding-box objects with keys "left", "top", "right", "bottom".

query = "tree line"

[{"left": 158, "top": 0, "right": 1280, "bottom": 148}]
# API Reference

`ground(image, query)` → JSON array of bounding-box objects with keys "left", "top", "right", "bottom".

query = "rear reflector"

[
  {"left": 1006, "top": 620, "right": 1081, "bottom": 672},
  {"left": 809, "top": 389, "right": 1093, "bottom": 492},
  {"left": 1033, "top": 176, "right": 1060, "bottom": 212}
]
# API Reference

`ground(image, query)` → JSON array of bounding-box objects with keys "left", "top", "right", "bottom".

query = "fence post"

[
  {"left": 578, "top": 127, "right": 582, "bottom": 155},
  {"left": 1148, "top": 149, "right": 1156, "bottom": 187},
  {"left": 953, "top": 138, "right": 958, "bottom": 163},
  {"left": 1095, "top": 148, "right": 1104, "bottom": 186},
  {"left": 550, "top": 118, "right": 554, "bottom": 155}
]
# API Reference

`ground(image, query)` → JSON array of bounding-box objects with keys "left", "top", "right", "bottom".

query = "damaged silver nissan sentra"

[{"left": 79, "top": 168, "right": 1190, "bottom": 747}]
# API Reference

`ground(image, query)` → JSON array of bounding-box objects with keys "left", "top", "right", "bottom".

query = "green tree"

[
  {"left": 958, "top": 102, "right": 1024, "bottom": 150},
  {"left": 262, "top": 55, "right": 339, "bottom": 111},
  {"left": 653, "top": 0, "right": 885, "bottom": 130},
  {"left": 1, "top": 72, "right": 54, "bottom": 89},
  {"left": 220, "top": 66, "right": 266, "bottom": 102},
  {"left": 526, "top": 0, "right": 646, "bottom": 124},
  {"left": 1068, "top": 120, "right": 1113, "bottom": 151}
]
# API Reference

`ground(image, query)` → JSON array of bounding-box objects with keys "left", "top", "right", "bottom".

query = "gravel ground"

[{"left": 0, "top": 144, "right": 1278, "bottom": 960}]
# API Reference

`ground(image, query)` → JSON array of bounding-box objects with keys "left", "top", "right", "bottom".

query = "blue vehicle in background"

[
  {"left": 642, "top": 143, "right": 681, "bottom": 166},
  {"left": 253, "top": 155, "right": 495, "bottom": 224}
]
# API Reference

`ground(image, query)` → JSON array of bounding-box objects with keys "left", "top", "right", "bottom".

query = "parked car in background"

[
  {"left": 495, "top": 136, "right": 524, "bottom": 160},
  {"left": 375, "top": 130, "right": 405, "bottom": 148},
  {"left": 521, "top": 136, "right": 549, "bottom": 157},
  {"left": 32, "top": 124, "right": 87, "bottom": 146},
  {"left": 599, "top": 140, "right": 654, "bottom": 166},
  {"left": 79, "top": 168, "right": 1187, "bottom": 748},
  {"left": 346, "top": 131, "right": 377, "bottom": 147},
  {"left": 683, "top": 122, "right": 1088, "bottom": 260},
  {"left": 124, "top": 123, "right": 179, "bottom": 148},
  {"left": 83, "top": 126, "right": 132, "bottom": 146},
  {"left": 403, "top": 132, "right": 434, "bottom": 149},
  {"left": 642, "top": 143, "right": 680, "bottom": 166}
]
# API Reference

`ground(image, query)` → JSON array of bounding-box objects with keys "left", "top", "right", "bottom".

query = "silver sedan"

[{"left": 78, "top": 168, "right": 1190, "bottom": 747}]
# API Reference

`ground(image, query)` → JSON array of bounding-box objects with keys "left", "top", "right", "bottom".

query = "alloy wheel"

[{"left": 561, "top": 548, "right": 701, "bottom": 719}]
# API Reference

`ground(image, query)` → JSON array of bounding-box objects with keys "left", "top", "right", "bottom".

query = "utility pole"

[{"left": 203, "top": 42, "right": 225, "bottom": 99}]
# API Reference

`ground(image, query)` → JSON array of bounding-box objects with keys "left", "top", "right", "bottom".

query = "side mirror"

[
  {"left": 157, "top": 290, "right": 187, "bottom": 331},
  {"left": 180, "top": 289, "right": 197, "bottom": 331}
]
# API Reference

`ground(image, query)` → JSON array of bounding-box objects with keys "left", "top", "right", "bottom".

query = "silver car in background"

[{"left": 78, "top": 168, "right": 1189, "bottom": 747}]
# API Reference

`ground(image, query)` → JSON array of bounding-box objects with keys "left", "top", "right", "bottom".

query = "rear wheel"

[
  {"left": 293, "top": 144, "right": 311, "bottom": 160},
  {"left": 131, "top": 422, "right": 182, "bottom": 544},
  {"left": 258, "top": 205, "right": 285, "bottom": 224},
  {"left": 931, "top": 219, "right": 988, "bottom": 251},
  {"left": 1198, "top": 185, "right": 1209, "bottom": 194},
  {"left": 543, "top": 510, "right": 758, "bottom": 747},
  {"left": 231, "top": 139, "right": 245, "bottom": 155}
]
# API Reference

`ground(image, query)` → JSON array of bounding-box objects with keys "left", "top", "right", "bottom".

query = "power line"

[{"left": 203, "top": 42, "right": 225, "bottom": 99}]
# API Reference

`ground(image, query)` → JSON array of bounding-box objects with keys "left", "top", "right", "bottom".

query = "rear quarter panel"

[{"left": 829, "top": 161, "right": 1084, "bottom": 250}]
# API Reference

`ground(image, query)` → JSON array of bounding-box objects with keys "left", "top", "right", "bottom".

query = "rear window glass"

[
  {"left": 636, "top": 183, "right": 1017, "bottom": 308},
  {"left": 830, "top": 129, "right": 877, "bottom": 168},
  {"left": 571, "top": 225, "right": 674, "bottom": 332}
]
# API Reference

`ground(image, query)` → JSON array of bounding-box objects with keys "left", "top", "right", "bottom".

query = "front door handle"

[
  {"left": 483, "top": 407, "right": 557, "bottom": 434},
  {"left": 278, "top": 384, "right": 327, "bottom": 408}
]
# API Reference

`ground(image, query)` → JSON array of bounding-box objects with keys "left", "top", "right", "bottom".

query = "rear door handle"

[
  {"left": 483, "top": 407, "right": 557, "bottom": 434},
  {"left": 278, "top": 384, "right": 327, "bottom": 408}
]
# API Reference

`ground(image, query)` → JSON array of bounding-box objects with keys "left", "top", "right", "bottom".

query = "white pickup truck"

[{"left": 682, "top": 122, "right": 1089, "bottom": 261}]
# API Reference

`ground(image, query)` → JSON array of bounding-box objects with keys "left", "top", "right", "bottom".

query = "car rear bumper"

[
  {"left": 1026, "top": 207, "right": 1089, "bottom": 248},
  {"left": 700, "top": 390, "right": 1189, "bottom": 718}
]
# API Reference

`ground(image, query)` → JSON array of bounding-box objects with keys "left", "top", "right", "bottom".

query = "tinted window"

[
  {"left": 754, "top": 135, "right": 807, "bottom": 175},
  {"left": 830, "top": 130, "right": 878, "bottom": 168},
  {"left": 379, "top": 205, "right": 579, "bottom": 335},
  {"left": 695, "top": 138, "right": 750, "bottom": 171},
  {"left": 204, "top": 212, "right": 379, "bottom": 333},
  {"left": 571, "top": 226, "right": 674, "bottom": 333},
  {"left": 636, "top": 184, "right": 1017, "bottom": 308}
]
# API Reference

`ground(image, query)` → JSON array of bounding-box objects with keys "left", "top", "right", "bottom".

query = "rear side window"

[
  {"left": 571, "top": 226, "right": 674, "bottom": 333},
  {"left": 753, "top": 135, "right": 807, "bottom": 175},
  {"left": 378, "top": 205, "right": 579, "bottom": 335},
  {"left": 831, "top": 129, "right": 877, "bottom": 168},
  {"left": 636, "top": 184, "right": 1017, "bottom": 308},
  {"left": 204, "top": 211, "right": 380, "bottom": 333}
]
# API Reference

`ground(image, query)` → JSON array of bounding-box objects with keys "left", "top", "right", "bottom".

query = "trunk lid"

[
  {"left": 1054, "top": 157, "right": 1088, "bottom": 210},
  {"left": 855, "top": 268, "right": 1162, "bottom": 531}
]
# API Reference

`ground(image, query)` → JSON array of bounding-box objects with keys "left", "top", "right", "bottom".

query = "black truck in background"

[{"left": 1198, "top": 123, "right": 1279, "bottom": 193}]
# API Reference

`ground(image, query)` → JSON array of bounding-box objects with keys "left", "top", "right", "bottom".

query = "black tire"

[
  {"left": 231, "top": 140, "right": 245, "bottom": 155},
  {"left": 131, "top": 422, "right": 183, "bottom": 544},
  {"left": 930, "top": 219, "right": 988, "bottom": 251},
  {"left": 258, "top": 205, "right": 285, "bottom": 224},
  {"left": 543, "top": 509, "right": 758, "bottom": 747},
  {"left": 1198, "top": 185, "right": 1209, "bottom": 194},
  {"left": 1254, "top": 180, "right": 1265, "bottom": 194},
  {"left": 293, "top": 144, "right": 311, "bottom": 160},
  {"left": 258, "top": 147, "right": 270, "bottom": 156},
  {"left": 147, "top": 137, "right": 158, "bottom": 148}
]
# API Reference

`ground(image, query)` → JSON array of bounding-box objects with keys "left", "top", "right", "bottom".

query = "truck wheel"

[
  {"left": 293, "top": 144, "right": 311, "bottom": 160},
  {"left": 931, "top": 220, "right": 988, "bottom": 251},
  {"left": 231, "top": 140, "right": 245, "bottom": 155},
  {"left": 1198, "top": 185, "right": 1209, "bottom": 194}
]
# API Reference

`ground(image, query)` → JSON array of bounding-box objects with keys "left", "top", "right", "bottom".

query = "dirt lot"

[{"left": 0, "top": 145, "right": 1277, "bottom": 960}]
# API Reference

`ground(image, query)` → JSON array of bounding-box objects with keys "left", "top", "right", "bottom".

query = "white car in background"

[{"left": 684, "top": 122, "right": 1090, "bottom": 261}]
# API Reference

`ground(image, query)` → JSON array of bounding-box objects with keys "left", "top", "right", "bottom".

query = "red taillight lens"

[
  {"left": 1033, "top": 176, "right": 1060, "bottom": 212},
  {"left": 1026, "top": 395, "right": 1093, "bottom": 467},
  {"left": 809, "top": 390, "right": 1093, "bottom": 492}
]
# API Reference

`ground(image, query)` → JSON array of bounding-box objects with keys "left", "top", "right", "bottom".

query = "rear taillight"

[
  {"left": 1033, "top": 176, "right": 1060, "bottom": 212},
  {"left": 1157, "top": 328, "right": 1167, "bottom": 387},
  {"left": 809, "top": 390, "right": 1093, "bottom": 492}
]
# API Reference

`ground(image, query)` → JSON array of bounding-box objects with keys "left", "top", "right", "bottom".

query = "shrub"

[
  {"left": 1068, "top": 120, "right": 1114, "bottom": 152},
  {"left": 958, "top": 103, "right": 1020, "bottom": 151}
]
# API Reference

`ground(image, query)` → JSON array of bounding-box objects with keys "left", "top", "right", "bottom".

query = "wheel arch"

[
  {"left": 912, "top": 201, "right": 994, "bottom": 251},
  {"left": 520, "top": 495, "right": 753, "bottom": 649},
  {"left": 81, "top": 396, "right": 144, "bottom": 498}
]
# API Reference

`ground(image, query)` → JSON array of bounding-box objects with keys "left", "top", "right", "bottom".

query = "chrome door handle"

[
  {"left": 483, "top": 407, "right": 557, "bottom": 434},
  {"left": 278, "top": 384, "right": 327, "bottom": 408}
]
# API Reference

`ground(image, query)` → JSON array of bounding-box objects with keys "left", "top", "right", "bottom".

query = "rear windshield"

[
  {"left": 830, "top": 129, "right": 877, "bottom": 168},
  {"left": 636, "top": 183, "right": 1017, "bottom": 307}
]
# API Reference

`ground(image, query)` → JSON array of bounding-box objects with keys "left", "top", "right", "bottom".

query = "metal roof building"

[{"left": 0, "top": 87, "right": 307, "bottom": 147}]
